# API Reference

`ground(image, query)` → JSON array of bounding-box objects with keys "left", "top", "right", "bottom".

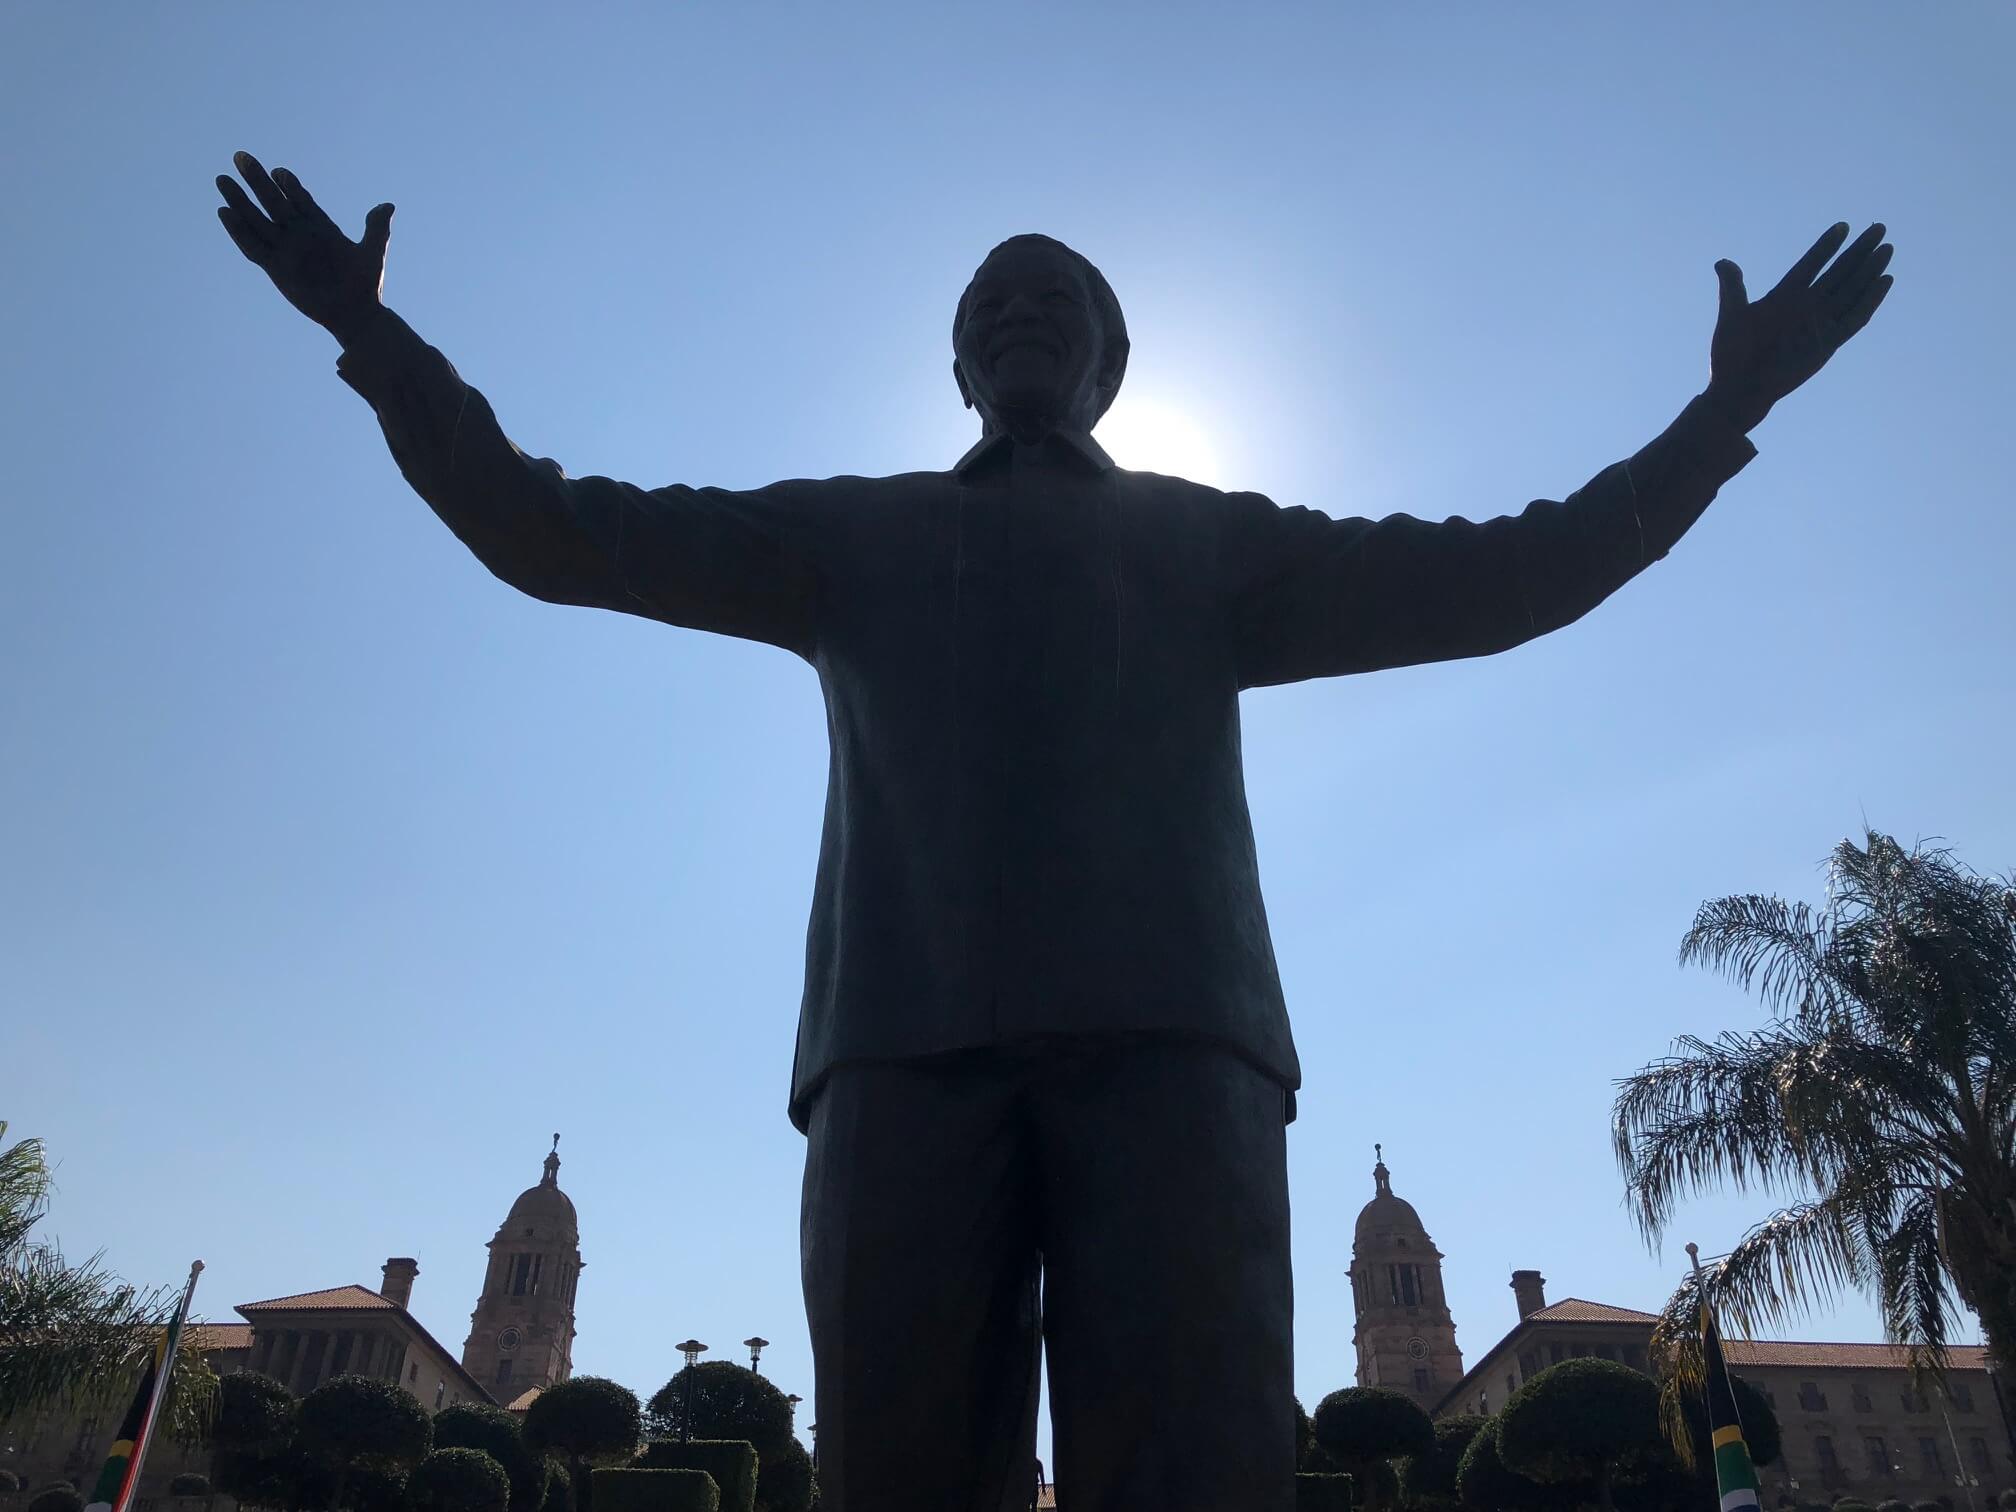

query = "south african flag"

[
  {"left": 84, "top": 1262, "right": 202, "bottom": 1512},
  {"left": 1701, "top": 1300, "right": 1762, "bottom": 1512}
]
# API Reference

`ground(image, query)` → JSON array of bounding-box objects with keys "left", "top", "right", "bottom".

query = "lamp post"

[
  {"left": 745, "top": 1337, "right": 770, "bottom": 1375},
  {"left": 785, "top": 1393, "right": 802, "bottom": 1416},
  {"left": 809, "top": 1422, "right": 818, "bottom": 1470},
  {"left": 675, "top": 1339, "right": 708, "bottom": 1443}
]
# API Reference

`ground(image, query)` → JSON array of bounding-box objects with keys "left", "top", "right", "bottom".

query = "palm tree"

[
  {"left": 0, "top": 1121, "right": 216, "bottom": 1435},
  {"left": 1612, "top": 833, "right": 2016, "bottom": 1386}
]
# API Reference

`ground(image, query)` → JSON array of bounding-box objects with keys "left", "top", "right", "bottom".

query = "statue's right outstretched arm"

[{"left": 217, "top": 153, "right": 819, "bottom": 656}]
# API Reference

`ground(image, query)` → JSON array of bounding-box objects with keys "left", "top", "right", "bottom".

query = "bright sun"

[{"left": 1094, "top": 396, "right": 1224, "bottom": 487}]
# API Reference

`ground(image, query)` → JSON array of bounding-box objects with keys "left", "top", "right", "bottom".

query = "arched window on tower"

[{"left": 511, "top": 1255, "right": 532, "bottom": 1296}]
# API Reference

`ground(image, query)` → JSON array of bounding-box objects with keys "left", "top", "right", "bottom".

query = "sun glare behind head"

[{"left": 1096, "top": 396, "right": 1224, "bottom": 487}]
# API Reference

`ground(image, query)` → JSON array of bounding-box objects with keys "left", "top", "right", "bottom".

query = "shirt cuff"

[
  {"left": 1626, "top": 392, "right": 1760, "bottom": 560},
  {"left": 333, "top": 308, "right": 438, "bottom": 403}
]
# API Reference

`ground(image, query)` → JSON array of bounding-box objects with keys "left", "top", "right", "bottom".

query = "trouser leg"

[
  {"left": 1035, "top": 1042, "right": 1295, "bottom": 1512},
  {"left": 801, "top": 1059, "right": 1041, "bottom": 1512}
]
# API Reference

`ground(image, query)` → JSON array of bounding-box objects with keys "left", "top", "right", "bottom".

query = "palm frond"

[
  {"left": 0, "top": 1126, "right": 53, "bottom": 1258},
  {"left": 1679, "top": 895, "right": 1848, "bottom": 1023},
  {"left": 1873, "top": 1188, "right": 1957, "bottom": 1377}
]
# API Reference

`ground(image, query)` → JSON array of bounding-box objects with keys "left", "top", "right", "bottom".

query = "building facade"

[
  {"left": 1348, "top": 1150, "right": 1465, "bottom": 1410},
  {"left": 0, "top": 1143, "right": 581, "bottom": 1512},
  {"left": 1430, "top": 1268, "right": 2014, "bottom": 1508}
]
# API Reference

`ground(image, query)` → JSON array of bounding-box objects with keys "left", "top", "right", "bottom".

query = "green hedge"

[
  {"left": 1294, "top": 1471, "right": 1354, "bottom": 1511},
  {"left": 635, "top": 1442, "right": 756, "bottom": 1512},
  {"left": 590, "top": 1469, "right": 718, "bottom": 1512}
]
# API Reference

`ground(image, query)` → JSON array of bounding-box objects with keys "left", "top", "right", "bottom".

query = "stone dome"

[
  {"left": 1353, "top": 1148, "right": 1427, "bottom": 1243},
  {"left": 501, "top": 1143, "right": 577, "bottom": 1236}
]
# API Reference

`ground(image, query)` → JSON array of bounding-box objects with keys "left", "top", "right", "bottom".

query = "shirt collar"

[{"left": 953, "top": 427, "right": 1116, "bottom": 479}]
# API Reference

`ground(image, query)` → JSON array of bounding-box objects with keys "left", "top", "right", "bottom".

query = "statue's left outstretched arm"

[{"left": 1223, "top": 222, "right": 1893, "bottom": 689}]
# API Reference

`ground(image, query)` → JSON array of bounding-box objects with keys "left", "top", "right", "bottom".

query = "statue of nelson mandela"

[{"left": 217, "top": 150, "right": 1892, "bottom": 1511}]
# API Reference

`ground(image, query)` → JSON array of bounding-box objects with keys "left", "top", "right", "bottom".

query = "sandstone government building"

[
  {"left": 1351, "top": 1153, "right": 2014, "bottom": 1507},
  {"left": 3, "top": 1143, "right": 2012, "bottom": 1510}
]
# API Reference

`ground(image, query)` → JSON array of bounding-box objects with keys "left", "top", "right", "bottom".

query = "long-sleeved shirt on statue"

[{"left": 335, "top": 311, "right": 1756, "bottom": 1131}]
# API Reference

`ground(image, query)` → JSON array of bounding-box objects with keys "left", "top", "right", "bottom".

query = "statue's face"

[{"left": 954, "top": 241, "right": 1112, "bottom": 438}]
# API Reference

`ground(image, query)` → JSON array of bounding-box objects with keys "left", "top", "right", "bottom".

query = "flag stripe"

[
  {"left": 1701, "top": 1291, "right": 1763, "bottom": 1512},
  {"left": 84, "top": 1266, "right": 199, "bottom": 1512}
]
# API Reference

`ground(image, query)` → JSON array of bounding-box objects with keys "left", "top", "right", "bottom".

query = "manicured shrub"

[
  {"left": 298, "top": 1374, "right": 433, "bottom": 1476},
  {"left": 27, "top": 1489, "right": 84, "bottom": 1512},
  {"left": 592, "top": 1469, "right": 718, "bottom": 1512},
  {"left": 1401, "top": 1413, "right": 1487, "bottom": 1510},
  {"left": 1832, "top": 1501, "right": 1875, "bottom": 1512},
  {"left": 167, "top": 1474, "right": 211, "bottom": 1496},
  {"left": 635, "top": 1442, "right": 755, "bottom": 1512},
  {"left": 1875, "top": 1500, "right": 1911, "bottom": 1512},
  {"left": 0, "top": 1470, "right": 23, "bottom": 1493},
  {"left": 433, "top": 1402, "right": 550, "bottom": 1512},
  {"left": 213, "top": 1371, "right": 297, "bottom": 1453},
  {"left": 407, "top": 1448, "right": 511, "bottom": 1512},
  {"left": 524, "top": 1378, "right": 643, "bottom": 1512},
  {"left": 1497, "top": 1358, "right": 1665, "bottom": 1508},
  {"left": 1311, "top": 1387, "right": 1433, "bottom": 1510},
  {"left": 1294, "top": 1472, "right": 1354, "bottom": 1511}
]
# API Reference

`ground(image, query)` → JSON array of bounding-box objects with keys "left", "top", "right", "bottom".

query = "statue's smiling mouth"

[{"left": 990, "top": 335, "right": 1061, "bottom": 362}]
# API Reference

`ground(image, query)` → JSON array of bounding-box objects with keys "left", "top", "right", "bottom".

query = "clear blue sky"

[{"left": 4, "top": 2, "right": 2012, "bottom": 1458}]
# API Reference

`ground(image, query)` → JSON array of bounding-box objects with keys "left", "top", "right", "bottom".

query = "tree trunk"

[{"left": 1594, "top": 1461, "right": 1615, "bottom": 1512}]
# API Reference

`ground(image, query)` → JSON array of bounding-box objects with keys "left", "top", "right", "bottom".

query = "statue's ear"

[{"left": 953, "top": 358, "right": 974, "bottom": 411}]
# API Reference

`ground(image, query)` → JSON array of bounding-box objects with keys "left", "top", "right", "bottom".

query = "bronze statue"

[{"left": 217, "top": 151, "right": 1892, "bottom": 1512}]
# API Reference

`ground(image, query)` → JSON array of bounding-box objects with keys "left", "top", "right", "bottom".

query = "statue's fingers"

[
  {"left": 1813, "top": 223, "right": 1887, "bottom": 302},
  {"left": 1772, "top": 222, "right": 1850, "bottom": 296},
  {"left": 218, "top": 207, "right": 274, "bottom": 266},
  {"left": 215, "top": 177, "right": 275, "bottom": 242},
  {"left": 1833, "top": 273, "right": 1894, "bottom": 344},
  {"left": 233, "top": 151, "right": 295, "bottom": 223},
  {"left": 272, "top": 168, "right": 341, "bottom": 236},
  {"left": 1827, "top": 242, "right": 1894, "bottom": 318}
]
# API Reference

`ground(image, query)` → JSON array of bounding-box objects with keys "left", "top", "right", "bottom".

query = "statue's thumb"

[
  {"left": 1714, "top": 259, "right": 1746, "bottom": 310},
  {"left": 363, "top": 203, "right": 395, "bottom": 259}
]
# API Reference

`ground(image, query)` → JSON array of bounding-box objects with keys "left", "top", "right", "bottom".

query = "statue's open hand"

[
  {"left": 216, "top": 152, "right": 393, "bottom": 346},
  {"left": 1705, "top": 221, "right": 1893, "bottom": 432}
]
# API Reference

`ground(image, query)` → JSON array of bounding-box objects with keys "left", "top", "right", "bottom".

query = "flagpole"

[{"left": 105, "top": 1260, "right": 203, "bottom": 1512}]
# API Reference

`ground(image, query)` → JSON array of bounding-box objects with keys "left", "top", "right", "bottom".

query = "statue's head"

[{"left": 953, "top": 234, "right": 1129, "bottom": 442}]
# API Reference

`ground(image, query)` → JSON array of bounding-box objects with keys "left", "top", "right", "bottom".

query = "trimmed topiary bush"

[
  {"left": 1831, "top": 1501, "right": 1875, "bottom": 1512},
  {"left": 1874, "top": 1501, "right": 1911, "bottom": 1512},
  {"left": 592, "top": 1469, "right": 718, "bottom": 1512},
  {"left": 1294, "top": 1472, "right": 1354, "bottom": 1511},
  {"left": 407, "top": 1448, "right": 511, "bottom": 1512},
  {"left": 1401, "top": 1413, "right": 1487, "bottom": 1511},
  {"left": 752, "top": 1436, "right": 813, "bottom": 1512},
  {"left": 1497, "top": 1358, "right": 1665, "bottom": 1510},
  {"left": 1910, "top": 1503, "right": 1943, "bottom": 1512},
  {"left": 635, "top": 1442, "right": 755, "bottom": 1512},
  {"left": 1311, "top": 1386, "right": 1433, "bottom": 1511},
  {"left": 27, "top": 1489, "right": 84, "bottom": 1512},
  {"left": 433, "top": 1402, "right": 550, "bottom": 1512},
  {"left": 523, "top": 1377, "right": 643, "bottom": 1512},
  {"left": 0, "top": 1470, "right": 23, "bottom": 1493},
  {"left": 168, "top": 1473, "right": 211, "bottom": 1496}
]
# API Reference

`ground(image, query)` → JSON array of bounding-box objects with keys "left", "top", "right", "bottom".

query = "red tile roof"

[
  {"left": 236, "top": 1284, "right": 395, "bottom": 1313},
  {"left": 190, "top": 1323, "right": 253, "bottom": 1351},
  {"left": 1528, "top": 1298, "right": 1661, "bottom": 1324},
  {"left": 1726, "top": 1339, "right": 1991, "bottom": 1371}
]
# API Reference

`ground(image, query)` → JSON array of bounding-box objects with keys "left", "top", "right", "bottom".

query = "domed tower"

[
  {"left": 1348, "top": 1146, "right": 1463, "bottom": 1410},
  {"left": 463, "top": 1135, "right": 582, "bottom": 1403}
]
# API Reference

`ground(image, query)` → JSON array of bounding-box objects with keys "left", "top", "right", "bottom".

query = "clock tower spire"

[
  {"left": 463, "top": 1136, "right": 582, "bottom": 1404},
  {"left": 1348, "top": 1146, "right": 1463, "bottom": 1409}
]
